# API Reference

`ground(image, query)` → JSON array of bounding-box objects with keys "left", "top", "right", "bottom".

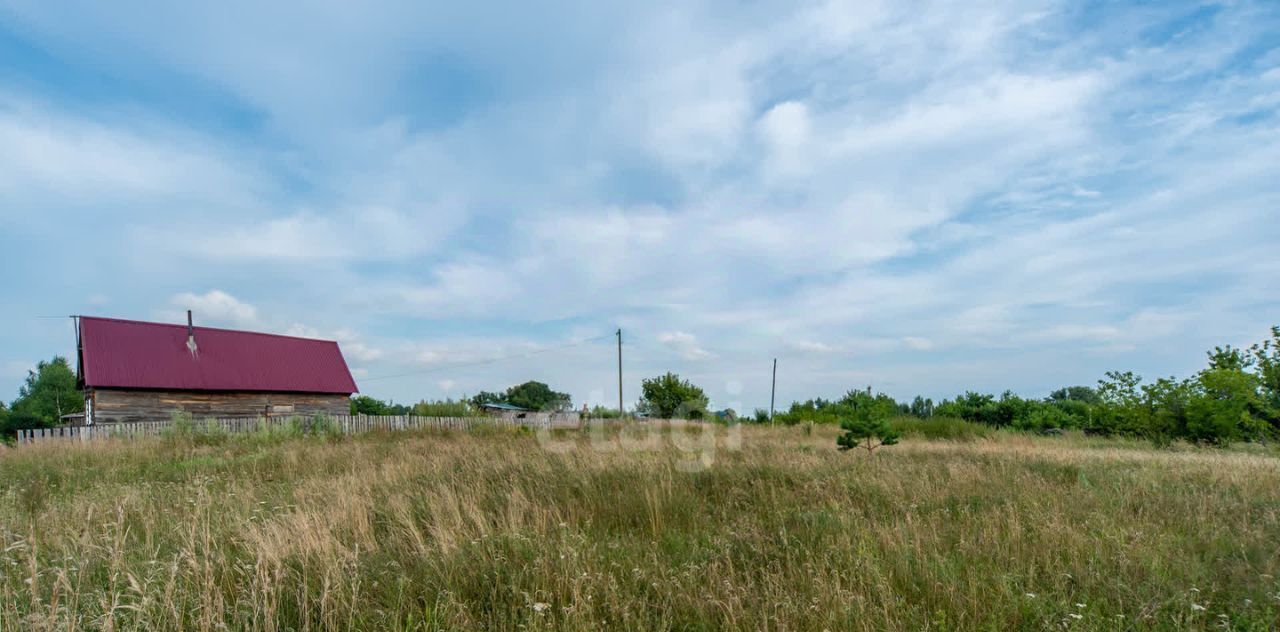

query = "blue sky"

[{"left": 1, "top": 0, "right": 1277, "bottom": 413}]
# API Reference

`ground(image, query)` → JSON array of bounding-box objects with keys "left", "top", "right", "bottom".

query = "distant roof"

[
  {"left": 78, "top": 316, "right": 359, "bottom": 394},
  {"left": 480, "top": 402, "right": 532, "bottom": 411}
]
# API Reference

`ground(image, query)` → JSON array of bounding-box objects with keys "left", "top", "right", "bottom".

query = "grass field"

[{"left": 2, "top": 422, "right": 1279, "bottom": 631}]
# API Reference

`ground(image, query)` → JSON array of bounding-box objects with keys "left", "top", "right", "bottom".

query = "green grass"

[{"left": 1, "top": 424, "right": 1278, "bottom": 630}]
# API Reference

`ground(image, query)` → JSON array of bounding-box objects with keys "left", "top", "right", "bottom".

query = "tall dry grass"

[{"left": 1, "top": 424, "right": 1278, "bottom": 630}]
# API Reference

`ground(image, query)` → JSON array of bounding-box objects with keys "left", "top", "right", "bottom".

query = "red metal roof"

[{"left": 79, "top": 316, "right": 359, "bottom": 394}]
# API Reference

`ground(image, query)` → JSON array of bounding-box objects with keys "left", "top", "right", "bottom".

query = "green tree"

[
  {"left": 1207, "top": 345, "right": 1253, "bottom": 372},
  {"left": 837, "top": 389, "right": 900, "bottom": 421},
  {"left": 10, "top": 357, "right": 82, "bottom": 427},
  {"left": 1015, "top": 404, "right": 1070, "bottom": 433},
  {"left": 1048, "top": 386, "right": 1102, "bottom": 405},
  {"left": 835, "top": 389, "right": 901, "bottom": 453},
  {"left": 935, "top": 391, "right": 997, "bottom": 425},
  {"left": 1186, "top": 367, "right": 1265, "bottom": 445},
  {"left": 503, "top": 381, "right": 571, "bottom": 411},
  {"left": 586, "top": 405, "right": 624, "bottom": 420},
  {"left": 992, "top": 391, "right": 1034, "bottom": 427},
  {"left": 349, "top": 395, "right": 409, "bottom": 415},
  {"left": 1140, "top": 377, "right": 1193, "bottom": 445},
  {"left": 837, "top": 416, "right": 901, "bottom": 453},
  {"left": 1094, "top": 371, "right": 1144, "bottom": 435},
  {"left": 410, "top": 398, "right": 478, "bottom": 417},
  {"left": 776, "top": 398, "right": 841, "bottom": 425},
  {"left": 1250, "top": 326, "right": 1280, "bottom": 426},
  {"left": 638, "top": 372, "right": 709, "bottom": 419},
  {"left": 470, "top": 391, "right": 505, "bottom": 408},
  {"left": 469, "top": 382, "right": 571, "bottom": 411},
  {"left": 908, "top": 396, "right": 934, "bottom": 418}
]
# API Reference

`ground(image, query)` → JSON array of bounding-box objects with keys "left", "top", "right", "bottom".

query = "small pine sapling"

[{"left": 837, "top": 415, "right": 901, "bottom": 454}]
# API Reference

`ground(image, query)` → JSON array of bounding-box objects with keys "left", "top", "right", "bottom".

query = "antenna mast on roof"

[
  {"left": 186, "top": 310, "right": 199, "bottom": 357},
  {"left": 71, "top": 315, "right": 82, "bottom": 383}
]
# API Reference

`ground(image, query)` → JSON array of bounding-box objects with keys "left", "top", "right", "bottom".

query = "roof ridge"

[{"left": 77, "top": 315, "right": 340, "bottom": 344}]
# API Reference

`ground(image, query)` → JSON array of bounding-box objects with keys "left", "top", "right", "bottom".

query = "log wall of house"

[{"left": 89, "top": 389, "right": 350, "bottom": 424}]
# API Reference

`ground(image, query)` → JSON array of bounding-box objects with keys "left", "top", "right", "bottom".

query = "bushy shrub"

[
  {"left": 304, "top": 414, "right": 345, "bottom": 441},
  {"left": 161, "top": 412, "right": 228, "bottom": 449},
  {"left": 411, "top": 398, "right": 482, "bottom": 417},
  {"left": 891, "top": 416, "right": 992, "bottom": 441},
  {"left": 776, "top": 390, "right": 899, "bottom": 426},
  {"left": 350, "top": 395, "right": 411, "bottom": 415},
  {"left": 253, "top": 416, "right": 346, "bottom": 442},
  {"left": 1013, "top": 406, "right": 1069, "bottom": 433},
  {"left": 585, "top": 406, "right": 625, "bottom": 420}
]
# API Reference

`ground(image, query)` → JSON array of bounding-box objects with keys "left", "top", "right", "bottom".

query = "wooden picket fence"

[{"left": 15, "top": 413, "right": 584, "bottom": 446}]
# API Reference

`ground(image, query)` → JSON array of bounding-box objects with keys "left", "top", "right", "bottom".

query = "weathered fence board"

[{"left": 15, "top": 413, "right": 585, "bottom": 446}]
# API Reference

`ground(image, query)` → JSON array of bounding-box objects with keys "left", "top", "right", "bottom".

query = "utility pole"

[
  {"left": 617, "top": 328, "right": 624, "bottom": 418},
  {"left": 770, "top": 357, "right": 777, "bottom": 425}
]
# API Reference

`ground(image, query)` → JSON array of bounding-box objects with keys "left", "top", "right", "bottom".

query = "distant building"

[
  {"left": 479, "top": 402, "right": 582, "bottom": 427},
  {"left": 59, "top": 412, "right": 87, "bottom": 426},
  {"left": 479, "top": 402, "right": 534, "bottom": 419},
  {"left": 76, "top": 314, "right": 358, "bottom": 424}
]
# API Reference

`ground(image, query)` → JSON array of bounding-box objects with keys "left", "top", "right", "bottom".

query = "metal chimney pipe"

[{"left": 186, "top": 310, "right": 199, "bottom": 356}]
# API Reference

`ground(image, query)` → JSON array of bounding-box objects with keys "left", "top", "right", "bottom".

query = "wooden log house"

[{"left": 75, "top": 314, "right": 358, "bottom": 424}]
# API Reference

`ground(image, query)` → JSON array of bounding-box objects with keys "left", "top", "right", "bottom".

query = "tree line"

[
  {"left": 4, "top": 326, "right": 1277, "bottom": 447},
  {"left": 350, "top": 375, "right": 713, "bottom": 420},
  {"left": 349, "top": 381, "right": 574, "bottom": 417},
  {"left": 763, "top": 326, "right": 1280, "bottom": 446}
]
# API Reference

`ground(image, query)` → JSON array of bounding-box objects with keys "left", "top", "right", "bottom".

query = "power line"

[{"left": 360, "top": 334, "right": 613, "bottom": 382}]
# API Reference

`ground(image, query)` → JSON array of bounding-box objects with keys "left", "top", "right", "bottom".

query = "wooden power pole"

[
  {"left": 617, "top": 328, "right": 624, "bottom": 417},
  {"left": 770, "top": 357, "right": 777, "bottom": 425}
]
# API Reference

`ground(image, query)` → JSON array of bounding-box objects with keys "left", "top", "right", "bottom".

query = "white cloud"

[
  {"left": 757, "top": 100, "right": 813, "bottom": 177},
  {"left": 658, "top": 331, "right": 714, "bottom": 360},
  {"left": 332, "top": 328, "right": 384, "bottom": 363},
  {"left": 0, "top": 95, "right": 255, "bottom": 206},
  {"left": 620, "top": 35, "right": 756, "bottom": 169},
  {"left": 1072, "top": 184, "right": 1101, "bottom": 198},
  {"left": 151, "top": 206, "right": 444, "bottom": 263},
  {"left": 284, "top": 324, "right": 322, "bottom": 338},
  {"left": 759, "top": 101, "right": 810, "bottom": 147},
  {"left": 286, "top": 324, "right": 383, "bottom": 362},
  {"left": 392, "top": 262, "right": 522, "bottom": 318},
  {"left": 788, "top": 340, "right": 837, "bottom": 354},
  {"left": 345, "top": 344, "right": 383, "bottom": 363},
  {"left": 902, "top": 337, "right": 935, "bottom": 351},
  {"left": 168, "top": 290, "right": 259, "bottom": 329}
]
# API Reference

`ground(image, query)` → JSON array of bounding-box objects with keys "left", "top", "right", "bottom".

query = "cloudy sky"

[{"left": 1, "top": 1, "right": 1277, "bottom": 412}]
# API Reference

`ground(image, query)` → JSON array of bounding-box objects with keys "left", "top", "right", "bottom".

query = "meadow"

[{"left": 1, "top": 422, "right": 1278, "bottom": 631}]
